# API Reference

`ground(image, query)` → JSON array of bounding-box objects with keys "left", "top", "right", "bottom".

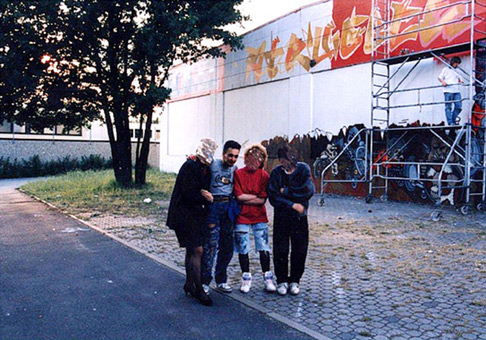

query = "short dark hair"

[
  {"left": 450, "top": 56, "right": 461, "bottom": 65},
  {"left": 223, "top": 140, "right": 241, "bottom": 153},
  {"left": 277, "top": 146, "right": 291, "bottom": 159}
]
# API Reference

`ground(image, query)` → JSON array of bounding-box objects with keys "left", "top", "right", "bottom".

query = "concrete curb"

[{"left": 19, "top": 188, "right": 333, "bottom": 340}]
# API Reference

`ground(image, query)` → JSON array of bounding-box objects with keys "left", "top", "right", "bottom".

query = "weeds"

[{"left": 21, "top": 169, "right": 176, "bottom": 217}]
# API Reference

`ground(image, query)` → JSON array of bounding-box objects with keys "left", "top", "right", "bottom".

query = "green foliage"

[
  {"left": 21, "top": 168, "right": 176, "bottom": 216},
  {"left": 1, "top": 0, "right": 246, "bottom": 185},
  {"left": 0, "top": 154, "right": 112, "bottom": 178}
]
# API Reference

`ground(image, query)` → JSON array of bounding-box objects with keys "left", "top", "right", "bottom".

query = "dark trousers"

[{"left": 272, "top": 210, "right": 309, "bottom": 284}]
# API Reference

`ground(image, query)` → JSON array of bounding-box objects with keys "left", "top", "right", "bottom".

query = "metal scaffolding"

[{"left": 317, "top": 0, "right": 486, "bottom": 217}]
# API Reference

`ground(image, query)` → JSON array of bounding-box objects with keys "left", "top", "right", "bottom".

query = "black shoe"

[
  {"left": 195, "top": 289, "right": 213, "bottom": 306},
  {"left": 183, "top": 283, "right": 196, "bottom": 297}
]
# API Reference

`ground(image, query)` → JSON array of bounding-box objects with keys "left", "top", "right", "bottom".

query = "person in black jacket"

[
  {"left": 267, "top": 146, "right": 315, "bottom": 296},
  {"left": 167, "top": 138, "right": 218, "bottom": 306}
]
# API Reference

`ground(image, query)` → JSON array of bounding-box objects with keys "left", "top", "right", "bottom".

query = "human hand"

[
  {"left": 200, "top": 189, "right": 213, "bottom": 202},
  {"left": 292, "top": 203, "right": 305, "bottom": 214}
]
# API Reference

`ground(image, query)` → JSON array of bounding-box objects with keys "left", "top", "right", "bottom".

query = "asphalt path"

[{"left": 0, "top": 181, "right": 313, "bottom": 340}]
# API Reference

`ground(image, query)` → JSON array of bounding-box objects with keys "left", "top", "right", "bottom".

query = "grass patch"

[{"left": 21, "top": 169, "right": 176, "bottom": 217}]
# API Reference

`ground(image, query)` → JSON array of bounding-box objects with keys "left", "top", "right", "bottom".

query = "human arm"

[
  {"left": 179, "top": 161, "right": 211, "bottom": 204},
  {"left": 267, "top": 168, "right": 296, "bottom": 210},
  {"left": 234, "top": 174, "right": 266, "bottom": 205},
  {"left": 281, "top": 164, "right": 315, "bottom": 201},
  {"left": 235, "top": 194, "right": 266, "bottom": 205},
  {"left": 200, "top": 189, "right": 214, "bottom": 203},
  {"left": 438, "top": 68, "right": 448, "bottom": 86}
]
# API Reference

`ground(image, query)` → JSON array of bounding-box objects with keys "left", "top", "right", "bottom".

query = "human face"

[
  {"left": 280, "top": 157, "right": 296, "bottom": 173},
  {"left": 452, "top": 62, "right": 459, "bottom": 69},
  {"left": 222, "top": 148, "right": 240, "bottom": 167},
  {"left": 245, "top": 155, "right": 262, "bottom": 171}
]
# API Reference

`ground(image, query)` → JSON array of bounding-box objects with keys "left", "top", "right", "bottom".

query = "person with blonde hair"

[
  {"left": 167, "top": 138, "right": 218, "bottom": 306},
  {"left": 233, "top": 143, "right": 276, "bottom": 293}
]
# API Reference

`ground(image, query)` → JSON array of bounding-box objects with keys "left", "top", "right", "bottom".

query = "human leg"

[
  {"left": 253, "top": 223, "right": 276, "bottom": 292},
  {"left": 190, "top": 245, "right": 212, "bottom": 306},
  {"left": 201, "top": 204, "right": 221, "bottom": 285},
  {"left": 289, "top": 216, "right": 309, "bottom": 292},
  {"left": 214, "top": 207, "right": 234, "bottom": 286},
  {"left": 234, "top": 224, "right": 252, "bottom": 293},
  {"left": 183, "top": 248, "right": 195, "bottom": 296},
  {"left": 452, "top": 92, "right": 462, "bottom": 124},
  {"left": 272, "top": 213, "right": 291, "bottom": 285},
  {"left": 444, "top": 92, "right": 454, "bottom": 125}
]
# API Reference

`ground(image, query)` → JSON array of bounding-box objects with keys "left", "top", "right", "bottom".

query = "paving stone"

[
  {"left": 339, "top": 332, "right": 357, "bottom": 340},
  {"left": 374, "top": 336, "right": 389, "bottom": 340},
  {"left": 89, "top": 195, "right": 486, "bottom": 340}
]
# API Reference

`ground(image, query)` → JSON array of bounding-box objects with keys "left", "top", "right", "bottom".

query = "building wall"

[{"left": 160, "top": 0, "right": 482, "bottom": 172}]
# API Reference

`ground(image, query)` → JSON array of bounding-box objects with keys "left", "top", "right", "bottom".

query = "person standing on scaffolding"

[{"left": 438, "top": 56, "right": 464, "bottom": 125}]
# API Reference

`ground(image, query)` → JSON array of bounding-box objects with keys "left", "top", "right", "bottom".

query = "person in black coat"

[
  {"left": 267, "top": 146, "right": 315, "bottom": 296},
  {"left": 167, "top": 138, "right": 218, "bottom": 306}
]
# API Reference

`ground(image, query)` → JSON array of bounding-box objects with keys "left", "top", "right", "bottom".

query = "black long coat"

[{"left": 166, "top": 158, "right": 211, "bottom": 248}]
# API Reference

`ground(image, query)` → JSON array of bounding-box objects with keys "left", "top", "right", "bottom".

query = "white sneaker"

[
  {"left": 217, "top": 282, "right": 232, "bottom": 293},
  {"left": 263, "top": 272, "right": 276, "bottom": 292},
  {"left": 289, "top": 282, "right": 300, "bottom": 295},
  {"left": 277, "top": 282, "right": 288, "bottom": 296},
  {"left": 202, "top": 284, "right": 210, "bottom": 295},
  {"left": 240, "top": 272, "right": 252, "bottom": 293}
]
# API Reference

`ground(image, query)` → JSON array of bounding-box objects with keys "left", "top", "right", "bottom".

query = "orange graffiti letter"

[
  {"left": 340, "top": 7, "right": 368, "bottom": 60},
  {"left": 245, "top": 41, "right": 267, "bottom": 83},
  {"left": 285, "top": 33, "right": 311, "bottom": 72},
  {"left": 263, "top": 37, "right": 285, "bottom": 79}
]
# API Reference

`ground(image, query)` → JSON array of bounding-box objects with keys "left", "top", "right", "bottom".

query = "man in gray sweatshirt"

[{"left": 201, "top": 140, "right": 241, "bottom": 293}]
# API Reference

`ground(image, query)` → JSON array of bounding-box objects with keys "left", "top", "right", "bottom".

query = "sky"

[{"left": 227, "top": 0, "right": 321, "bottom": 35}]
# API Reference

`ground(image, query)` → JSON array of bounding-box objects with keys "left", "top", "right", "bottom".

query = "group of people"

[{"left": 167, "top": 139, "right": 315, "bottom": 306}]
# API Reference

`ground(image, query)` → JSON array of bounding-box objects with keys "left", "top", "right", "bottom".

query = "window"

[{"left": 0, "top": 120, "right": 12, "bottom": 133}]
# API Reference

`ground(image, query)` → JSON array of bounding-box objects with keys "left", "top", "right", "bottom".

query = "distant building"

[{"left": 0, "top": 119, "right": 161, "bottom": 168}]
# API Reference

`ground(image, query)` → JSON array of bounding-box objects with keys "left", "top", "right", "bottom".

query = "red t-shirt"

[{"left": 233, "top": 167, "right": 269, "bottom": 224}]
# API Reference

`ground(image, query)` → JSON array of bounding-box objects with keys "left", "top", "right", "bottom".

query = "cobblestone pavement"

[{"left": 83, "top": 195, "right": 486, "bottom": 340}]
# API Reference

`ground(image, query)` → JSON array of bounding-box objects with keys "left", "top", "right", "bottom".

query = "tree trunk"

[
  {"left": 134, "top": 112, "right": 153, "bottom": 185},
  {"left": 111, "top": 129, "right": 132, "bottom": 187}
]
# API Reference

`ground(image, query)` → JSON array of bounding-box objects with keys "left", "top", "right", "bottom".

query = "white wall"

[
  {"left": 389, "top": 57, "right": 473, "bottom": 126},
  {"left": 160, "top": 58, "right": 479, "bottom": 172},
  {"left": 312, "top": 63, "right": 371, "bottom": 133},
  {"left": 161, "top": 95, "right": 215, "bottom": 172}
]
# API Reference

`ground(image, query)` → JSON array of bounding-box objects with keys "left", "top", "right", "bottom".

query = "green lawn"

[{"left": 21, "top": 169, "right": 176, "bottom": 217}]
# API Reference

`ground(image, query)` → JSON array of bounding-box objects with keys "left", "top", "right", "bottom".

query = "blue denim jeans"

[
  {"left": 234, "top": 222, "right": 271, "bottom": 255},
  {"left": 444, "top": 92, "right": 462, "bottom": 125},
  {"left": 201, "top": 201, "right": 234, "bottom": 285}
]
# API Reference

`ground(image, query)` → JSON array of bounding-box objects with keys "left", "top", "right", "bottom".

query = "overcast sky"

[{"left": 227, "top": 0, "right": 321, "bottom": 35}]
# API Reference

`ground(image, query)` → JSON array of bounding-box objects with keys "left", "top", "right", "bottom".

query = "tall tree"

[{"left": 0, "top": 0, "right": 245, "bottom": 186}]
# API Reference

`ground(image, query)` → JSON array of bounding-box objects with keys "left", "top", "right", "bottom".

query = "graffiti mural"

[
  {"left": 243, "top": 0, "right": 486, "bottom": 84},
  {"left": 263, "top": 121, "right": 485, "bottom": 207}
]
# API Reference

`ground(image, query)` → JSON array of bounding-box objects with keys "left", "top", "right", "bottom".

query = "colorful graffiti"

[
  {"left": 263, "top": 121, "right": 485, "bottom": 207},
  {"left": 245, "top": 0, "right": 485, "bottom": 83}
]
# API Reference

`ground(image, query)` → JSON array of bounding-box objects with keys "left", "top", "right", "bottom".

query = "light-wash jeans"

[
  {"left": 234, "top": 222, "right": 270, "bottom": 255},
  {"left": 444, "top": 92, "right": 462, "bottom": 125}
]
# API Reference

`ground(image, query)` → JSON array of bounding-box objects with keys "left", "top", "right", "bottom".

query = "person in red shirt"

[{"left": 233, "top": 143, "right": 276, "bottom": 293}]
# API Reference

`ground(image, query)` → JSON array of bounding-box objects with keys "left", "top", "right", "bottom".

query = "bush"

[{"left": 0, "top": 154, "right": 112, "bottom": 178}]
